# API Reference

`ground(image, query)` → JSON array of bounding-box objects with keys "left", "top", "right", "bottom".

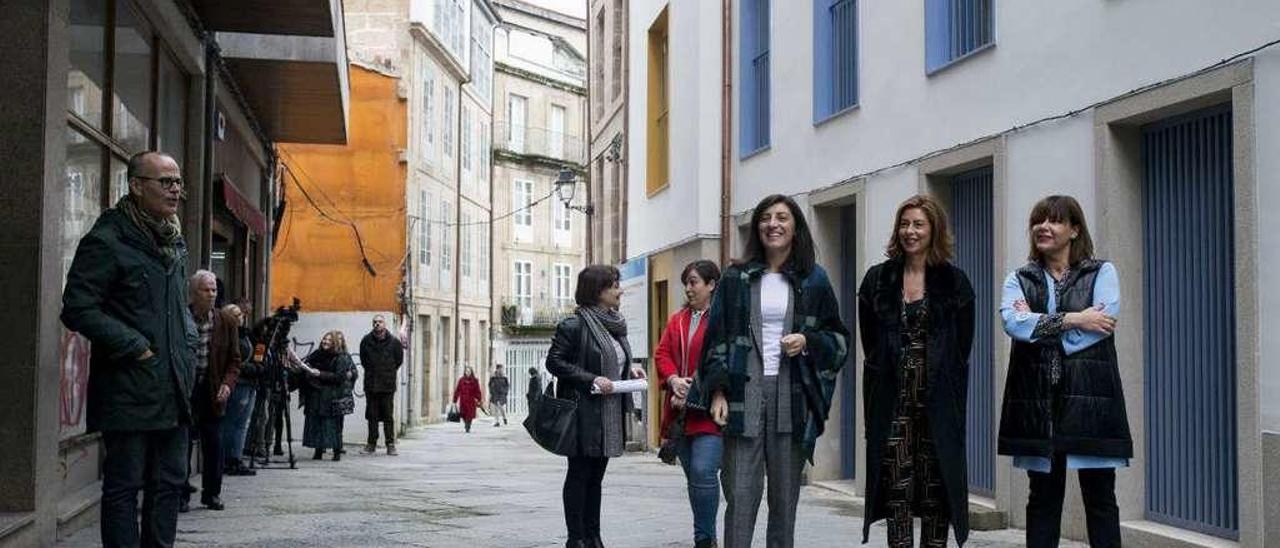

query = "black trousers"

[
  {"left": 1026, "top": 455, "right": 1121, "bottom": 548},
  {"left": 563, "top": 456, "right": 609, "bottom": 541},
  {"left": 366, "top": 392, "right": 396, "bottom": 446},
  {"left": 101, "top": 428, "right": 187, "bottom": 548},
  {"left": 185, "top": 383, "right": 224, "bottom": 501}
]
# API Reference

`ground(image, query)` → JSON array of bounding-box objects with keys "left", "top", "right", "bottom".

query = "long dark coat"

[
  {"left": 61, "top": 208, "right": 194, "bottom": 432},
  {"left": 857, "top": 258, "right": 975, "bottom": 545},
  {"left": 300, "top": 350, "right": 356, "bottom": 417},
  {"left": 359, "top": 331, "right": 403, "bottom": 394},
  {"left": 544, "top": 314, "right": 635, "bottom": 458}
]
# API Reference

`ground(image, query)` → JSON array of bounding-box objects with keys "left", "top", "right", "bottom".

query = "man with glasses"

[{"left": 62, "top": 151, "right": 193, "bottom": 547}]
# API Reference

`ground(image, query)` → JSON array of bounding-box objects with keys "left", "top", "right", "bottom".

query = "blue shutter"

[
  {"left": 951, "top": 166, "right": 995, "bottom": 495},
  {"left": 838, "top": 205, "right": 858, "bottom": 479},
  {"left": 740, "top": 0, "right": 769, "bottom": 155},
  {"left": 1142, "top": 105, "right": 1238, "bottom": 539},
  {"left": 926, "top": 0, "right": 993, "bottom": 73},
  {"left": 813, "top": 0, "right": 857, "bottom": 122}
]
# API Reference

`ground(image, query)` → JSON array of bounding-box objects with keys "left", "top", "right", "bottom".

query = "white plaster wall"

[
  {"left": 626, "top": 0, "right": 724, "bottom": 260},
  {"left": 734, "top": 0, "right": 1280, "bottom": 215},
  {"left": 1002, "top": 115, "right": 1096, "bottom": 274},
  {"left": 860, "top": 167, "right": 920, "bottom": 275},
  {"left": 1255, "top": 50, "right": 1280, "bottom": 433}
]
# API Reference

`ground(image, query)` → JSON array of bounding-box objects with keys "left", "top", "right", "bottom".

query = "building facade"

[
  {"left": 628, "top": 0, "right": 1280, "bottom": 545},
  {"left": 489, "top": 0, "right": 589, "bottom": 413},
  {"left": 0, "top": 0, "right": 349, "bottom": 543},
  {"left": 587, "top": 0, "right": 628, "bottom": 266}
]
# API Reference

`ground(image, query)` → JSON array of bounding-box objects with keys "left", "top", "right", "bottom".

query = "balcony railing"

[
  {"left": 500, "top": 297, "right": 576, "bottom": 329},
  {"left": 494, "top": 121, "right": 586, "bottom": 164}
]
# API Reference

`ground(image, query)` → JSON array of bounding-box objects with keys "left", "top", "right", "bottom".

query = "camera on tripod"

[{"left": 249, "top": 297, "right": 303, "bottom": 469}]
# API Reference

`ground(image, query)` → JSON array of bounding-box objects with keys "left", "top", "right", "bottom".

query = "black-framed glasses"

[{"left": 132, "top": 175, "right": 184, "bottom": 189}]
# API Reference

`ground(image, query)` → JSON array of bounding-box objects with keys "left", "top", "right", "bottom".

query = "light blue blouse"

[{"left": 1000, "top": 262, "right": 1129, "bottom": 473}]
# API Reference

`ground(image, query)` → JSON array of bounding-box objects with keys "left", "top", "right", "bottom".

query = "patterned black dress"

[{"left": 880, "top": 298, "right": 949, "bottom": 548}]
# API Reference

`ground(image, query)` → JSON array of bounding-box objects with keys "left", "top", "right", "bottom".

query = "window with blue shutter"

[
  {"left": 814, "top": 0, "right": 858, "bottom": 123},
  {"left": 740, "top": 0, "right": 770, "bottom": 156},
  {"left": 925, "top": 0, "right": 994, "bottom": 74}
]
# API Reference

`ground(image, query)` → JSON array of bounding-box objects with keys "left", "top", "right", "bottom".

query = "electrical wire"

[{"left": 280, "top": 162, "right": 379, "bottom": 276}]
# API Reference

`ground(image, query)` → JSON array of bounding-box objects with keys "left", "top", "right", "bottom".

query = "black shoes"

[
  {"left": 178, "top": 499, "right": 190, "bottom": 513},
  {"left": 584, "top": 537, "right": 604, "bottom": 548},
  {"left": 694, "top": 539, "right": 718, "bottom": 548},
  {"left": 312, "top": 449, "right": 324, "bottom": 460},
  {"left": 332, "top": 451, "right": 341, "bottom": 462},
  {"left": 225, "top": 461, "right": 257, "bottom": 476},
  {"left": 200, "top": 496, "right": 224, "bottom": 511},
  {"left": 273, "top": 445, "right": 284, "bottom": 456}
]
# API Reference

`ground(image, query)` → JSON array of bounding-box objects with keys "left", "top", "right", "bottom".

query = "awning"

[{"left": 217, "top": 175, "right": 268, "bottom": 236}]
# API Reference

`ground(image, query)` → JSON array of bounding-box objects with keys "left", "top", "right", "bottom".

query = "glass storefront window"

[
  {"left": 159, "top": 51, "right": 187, "bottom": 164},
  {"left": 61, "top": 128, "right": 104, "bottom": 440},
  {"left": 109, "top": 156, "right": 130, "bottom": 205},
  {"left": 68, "top": 0, "right": 107, "bottom": 128},
  {"left": 113, "top": 0, "right": 153, "bottom": 153}
]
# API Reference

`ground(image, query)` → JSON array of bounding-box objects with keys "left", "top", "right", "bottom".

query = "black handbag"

[
  {"left": 446, "top": 403, "right": 461, "bottom": 423},
  {"left": 523, "top": 381, "right": 579, "bottom": 456}
]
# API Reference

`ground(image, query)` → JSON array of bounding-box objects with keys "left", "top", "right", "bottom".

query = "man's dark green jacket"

[{"left": 61, "top": 208, "right": 195, "bottom": 432}]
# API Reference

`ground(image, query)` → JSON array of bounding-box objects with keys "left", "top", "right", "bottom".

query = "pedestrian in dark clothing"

[
  {"left": 452, "top": 368, "right": 484, "bottom": 433},
  {"left": 858, "top": 195, "right": 975, "bottom": 547},
  {"left": 299, "top": 330, "right": 357, "bottom": 461},
  {"left": 220, "top": 303, "right": 260, "bottom": 476},
  {"left": 489, "top": 366, "right": 510, "bottom": 426},
  {"left": 998, "top": 195, "right": 1130, "bottom": 548},
  {"left": 526, "top": 366, "right": 542, "bottom": 407},
  {"left": 360, "top": 314, "right": 403, "bottom": 455},
  {"left": 61, "top": 150, "right": 193, "bottom": 548},
  {"left": 687, "top": 195, "right": 849, "bottom": 548},
  {"left": 546, "top": 265, "right": 649, "bottom": 548},
  {"left": 182, "top": 270, "right": 243, "bottom": 511}
]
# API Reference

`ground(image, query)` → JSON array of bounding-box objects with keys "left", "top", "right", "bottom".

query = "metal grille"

[
  {"left": 829, "top": 0, "right": 857, "bottom": 111},
  {"left": 1142, "top": 105, "right": 1238, "bottom": 539},
  {"left": 951, "top": 166, "right": 995, "bottom": 496},
  {"left": 948, "top": 0, "right": 992, "bottom": 61}
]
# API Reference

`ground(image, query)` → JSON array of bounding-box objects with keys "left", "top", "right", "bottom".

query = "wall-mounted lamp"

[{"left": 554, "top": 169, "right": 594, "bottom": 215}]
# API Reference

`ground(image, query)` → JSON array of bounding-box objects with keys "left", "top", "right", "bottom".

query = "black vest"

[{"left": 997, "top": 260, "right": 1133, "bottom": 459}]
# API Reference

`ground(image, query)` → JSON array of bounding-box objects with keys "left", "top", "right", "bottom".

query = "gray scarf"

[
  {"left": 117, "top": 194, "right": 183, "bottom": 265},
  {"left": 579, "top": 306, "right": 631, "bottom": 380}
]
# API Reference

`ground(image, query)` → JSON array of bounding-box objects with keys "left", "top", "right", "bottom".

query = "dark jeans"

[
  {"left": 187, "top": 383, "right": 225, "bottom": 500},
  {"left": 366, "top": 392, "right": 395, "bottom": 446},
  {"left": 563, "top": 456, "right": 609, "bottom": 541},
  {"left": 677, "top": 434, "right": 723, "bottom": 543},
  {"left": 1026, "top": 455, "right": 1121, "bottom": 548},
  {"left": 220, "top": 384, "right": 256, "bottom": 466},
  {"left": 101, "top": 428, "right": 188, "bottom": 548}
]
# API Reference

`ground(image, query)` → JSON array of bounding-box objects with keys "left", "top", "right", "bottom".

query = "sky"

[{"left": 523, "top": 0, "right": 586, "bottom": 18}]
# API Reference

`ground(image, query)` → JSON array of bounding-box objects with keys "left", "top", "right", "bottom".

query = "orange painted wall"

[{"left": 272, "top": 66, "right": 406, "bottom": 312}]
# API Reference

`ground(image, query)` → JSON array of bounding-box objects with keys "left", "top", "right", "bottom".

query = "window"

[
  {"left": 553, "top": 264, "right": 572, "bottom": 310},
  {"left": 925, "top": 0, "right": 993, "bottom": 74},
  {"left": 479, "top": 125, "right": 489, "bottom": 184},
  {"left": 741, "top": 0, "right": 770, "bottom": 155},
  {"left": 460, "top": 211, "right": 473, "bottom": 293},
  {"left": 814, "top": 0, "right": 858, "bottom": 122},
  {"left": 462, "top": 104, "right": 472, "bottom": 171},
  {"left": 513, "top": 179, "right": 533, "bottom": 242},
  {"left": 593, "top": 8, "right": 606, "bottom": 119},
  {"left": 113, "top": 0, "right": 154, "bottom": 154},
  {"left": 441, "top": 200, "right": 453, "bottom": 288},
  {"left": 553, "top": 194, "right": 570, "bottom": 247},
  {"left": 418, "top": 189, "right": 432, "bottom": 286},
  {"left": 470, "top": 2, "right": 493, "bottom": 101},
  {"left": 513, "top": 260, "right": 533, "bottom": 325},
  {"left": 611, "top": 0, "right": 623, "bottom": 100},
  {"left": 436, "top": 0, "right": 468, "bottom": 60},
  {"left": 158, "top": 52, "right": 187, "bottom": 163},
  {"left": 646, "top": 8, "right": 670, "bottom": 195},
  {"left": 549, "top": 104, "right": 566, "bottom": 159},
  {"left": 478, "top": 219, "right": 489, "bottom": 287},
  {"left": 508, "top": 94, "right": 527, "bottom": 154},
  {"left": 443, "top": 87, "right": 455, "bottom": 157},
  {"left": 421, "top": 58, "right": 436, "bottom": 160}
]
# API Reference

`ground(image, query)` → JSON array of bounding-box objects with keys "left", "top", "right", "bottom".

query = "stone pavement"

[{"left": 59, "top": 421, "right": 1081, "bottom": 547}]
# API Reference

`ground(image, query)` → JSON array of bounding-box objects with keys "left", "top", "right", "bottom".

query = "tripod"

[{"left": 249, "top": 319, "right": 298, "bottom": 470}]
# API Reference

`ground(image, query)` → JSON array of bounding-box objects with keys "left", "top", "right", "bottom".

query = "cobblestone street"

[{"left": 58, "top": 422, "right": 1079, "bottom": 547}]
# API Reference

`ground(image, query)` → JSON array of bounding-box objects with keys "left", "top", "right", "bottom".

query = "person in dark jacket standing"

[
  {"left": 359, "top": 315, "right": 403, "bottom": 455},
  {"left": 546, "top": 265, "right": 649, "bottom": 548},
  {"left": 858, "top": 195, "right": 975, "bottom": 548},
  {"left": 489, "top": 366, "right": 511, "bottom": 426},
  {"left": 300, "top": 331, "right": 358, "bottom": 461},
  {"left": 688, "top": 195, "right": 849, "bottom": 548},
  {"left": 998, "top": 195, "right": 1129, "bottom": 548},
  {"left": 220, "top": 303, "right": 260, "bottom": 476},
  {"left": 526, "top": 366, "right": 542, "bottom": 406},
  {"left": 183, "top": 270, "right": 242, "bottom": 511},
  {"left": 61, "top": 151, "right": 193, "bottom": 547}
]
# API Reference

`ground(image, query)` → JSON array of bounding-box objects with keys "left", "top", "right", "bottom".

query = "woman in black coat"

[
  {"left": 858, "top": 194, "right": 975, "bottom": 547},
  {"left": 545, "top": 265, "right": 648, "bottom": 548},
  {"left": 298, "top": 330, "right": 357, "bottom": 461}
]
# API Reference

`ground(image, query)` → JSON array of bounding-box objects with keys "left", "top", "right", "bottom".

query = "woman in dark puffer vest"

[{"left": 998, "top": 195, "right": 1131, "bottom": 548}]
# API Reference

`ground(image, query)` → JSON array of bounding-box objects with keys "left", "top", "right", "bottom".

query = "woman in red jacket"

[
  {"left": 452, "top": 367, "right": 484, "bottom": 433},
  {"left": 656, "top": 260, "right": 722, "bottom": 548}
]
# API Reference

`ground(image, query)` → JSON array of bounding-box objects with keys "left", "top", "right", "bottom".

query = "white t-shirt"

[{"left": 760, "top": 273, "right": 789, "bottom": 376}]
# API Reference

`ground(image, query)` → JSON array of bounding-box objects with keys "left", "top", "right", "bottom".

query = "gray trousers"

[{"left": 722, "top": 377, "right": 805, "bottom": 548}]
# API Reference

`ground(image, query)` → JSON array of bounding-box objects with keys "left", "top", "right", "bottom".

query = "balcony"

[
  {"left": 500, "top": 297, "right": 575, "bottom": 332},
  {"left": 494, "top": 121, "right": 586, "bottom": 165}
]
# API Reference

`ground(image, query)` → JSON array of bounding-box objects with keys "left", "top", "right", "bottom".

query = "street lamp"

[{"left": 554, "top": 169, "right": 594, "bottom": 215}]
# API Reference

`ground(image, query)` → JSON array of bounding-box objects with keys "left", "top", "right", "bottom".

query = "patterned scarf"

[
  {"left": 117, "top": 194, "right": 183, "bottom": 265},
  {"left": 579, "top": 305, "right": 630, "bottom": 380}
]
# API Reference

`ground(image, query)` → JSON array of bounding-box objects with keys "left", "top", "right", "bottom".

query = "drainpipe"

[
  {"left": 454, "top": 78, "right": 464, "bottom": 381},
  {"left": 719, "top": 0, "right": 733, "bottom": 267},
  {"left": 202, "top": 38, "right": 217, "bottom": 269}
]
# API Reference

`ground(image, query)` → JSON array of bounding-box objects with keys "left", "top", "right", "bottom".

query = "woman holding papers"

[
  {"left": 545, "top": 264, "right": 648, "bottom": 548},
  {"left": 688, "top": 194, "right": 850, "bottom": 548}
]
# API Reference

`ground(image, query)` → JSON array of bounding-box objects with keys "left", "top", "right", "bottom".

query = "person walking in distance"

[
  {"left": 489, "top": 366, "right": 511, "bottom": 426},
  {"left": 61, "top": 151, "right": 193, "bottom": 546},
  {"left": 452, "top": 367, "right": 484, "bottom": 433},
  {"left": 359, "top": 315, "right": 403, "bottom": 455},
  {"left": 183, "top": 270, "right": 243, "bottom": 511}
]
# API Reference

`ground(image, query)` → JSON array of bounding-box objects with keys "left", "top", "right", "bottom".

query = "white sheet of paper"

[{"left": 591, "top": 379, "right": 649, "bottom": 395}]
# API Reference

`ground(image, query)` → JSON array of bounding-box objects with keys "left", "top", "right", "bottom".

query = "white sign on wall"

[{"left": 617, "top": 258, "right": 649, "bottom": 359}]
